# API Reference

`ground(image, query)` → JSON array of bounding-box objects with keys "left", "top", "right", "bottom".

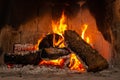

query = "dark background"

[{"left": 0, "top": 0, "right": 114, "bottom": 42}]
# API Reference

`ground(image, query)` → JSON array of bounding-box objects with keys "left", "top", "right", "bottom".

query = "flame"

[
  {"left": 81, "top": 24, "right": 91, "bottom": 45},
  {"left": 38, "top": 12, "right": 67, "bottom": 67},
  {"left": 69, "top": 53, "right": 85, "bottom": 72},
  {"left": 52, "top": 12, "right": 67, "bottom": 48},
  {"left": 34, "top": 37, "right": 43, "bottom": 50},
  {"left": 36, "top": 12, "right": 86, "bottom": 72},
  {"left": 86, "top": 36, "right": 90, "bottom": 43},
  {"left": 52, "top": 12, "right": 67, "bottom": 36},
  {"left": 39, "top": 59, "right": 65, "bottom": 67},
  {"left": 81, "top": 24, "right": 88, "bottom": 39}
]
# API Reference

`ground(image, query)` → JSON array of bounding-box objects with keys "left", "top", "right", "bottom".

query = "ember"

[
  {"left": 39, "top": 59, "right": 65, "bottom": 68},
  {"left": 69, "top": 53, "right": 85, "bottom": 72}
]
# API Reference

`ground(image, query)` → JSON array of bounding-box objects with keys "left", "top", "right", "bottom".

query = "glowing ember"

[
  {"left": 69, "top": 53, "right": 85, "bottom": 72},
  {"left": 39, "top": 59, "right": 65, "bottom": 67},
  {"left": 7, "top": 64, "right": 13, "bottom": 68}
]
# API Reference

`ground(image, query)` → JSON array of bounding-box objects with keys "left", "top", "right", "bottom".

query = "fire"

[
  {"left": 36, "top": 12, "right": 86, "bottom": 72},
  {"left": 81, "top": 24, "right": 91, "bottom": 44},
  {"left": 69, "top": 53, "right": 85, "bottom": 72},
  {"left": 52, "top": 12, "right": 67, "bottom": 36},
  {"left": 81, "top": 24, "right": 88, "bottom": 39},
  {"left": 39, "top": 59, "right": 65, "bottom": 67},
  {"left": 34, "top": 37, "right": 43, "bottom": 50},
  {"left": 39, "top": 12, "right": 67, "bottom": 68},
  {"left": 52, "top": 12, "right": 67, "bottom": 48},
  {"left": 53, "top": 34, "right": 65, "bottom": 48}
]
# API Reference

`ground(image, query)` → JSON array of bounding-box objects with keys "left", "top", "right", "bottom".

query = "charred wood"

[
  {"left": 4, "top": 51, "right": 41, "bottom": 65},
  {"left": 39, "top": 33, "right": 62, "bottom": 49},
  {"left": 41, "top": 47, "right": 70, "bottom": 60},
  {"left": 64, "top": 30, "right": 109, "bottom": 72}
]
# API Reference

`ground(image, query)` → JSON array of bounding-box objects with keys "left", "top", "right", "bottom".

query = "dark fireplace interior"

[{"left": 0, "top": 0, "right": 120, "bottom": 77}]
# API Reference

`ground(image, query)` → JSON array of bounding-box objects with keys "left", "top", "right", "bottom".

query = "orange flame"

[
  {"left": 81, "top": 24, "right": 88, "bottom": 39},
  {"left": 81, "top": 24, "right": 91, "bottom": 45},
  {"left": 52, "top": 12, "right": 67, "bottom": 36},
  {"left": 37, "top": 12, "right": 86, "bottom": 72},
  {"left": 52, "top": 12, "right": 67, "bottom": 48},
  {"left": 69, "top": 53, "right": 85, "bottom": 72},
  {"left": 39, "top": 12, "right": 67, "bottom": 67},
  {"left": 34, "top": 36, "right": 44, "bottom": 50}
]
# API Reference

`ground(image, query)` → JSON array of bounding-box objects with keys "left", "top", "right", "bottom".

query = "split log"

[
  {"left": 39, "top": 33, "right": 62, "bottom": 49},
  {"left": 4, "top": 51, "right": 41, "bottom": 65},
  {"left": 41, "top": 47, "right": 70, "bottom": 60},
  {"left": 64, "top": 30, "right": 109, "bottom": 72}
]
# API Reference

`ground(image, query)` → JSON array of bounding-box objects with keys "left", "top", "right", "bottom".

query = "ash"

[
  {"left": 0, "top": 65, "right": 83, "bottom": 74},
  {"left": 0, "top": 65, "right": 120, "bottom": 80}
]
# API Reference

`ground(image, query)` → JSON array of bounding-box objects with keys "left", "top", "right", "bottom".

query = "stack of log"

[{"left": 4, "top": 30, "right": 108, "bottom": 72}]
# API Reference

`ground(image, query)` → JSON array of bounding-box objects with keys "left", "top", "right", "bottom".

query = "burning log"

[
  {"left": 64, "top": 30, "right": 109, "bottom": 72},
  {"left": 4, "top": 51, "right": 41, "bottom": 65},
  {"left": 41, "top": 47, "right": 70, "bottom": 60},
  {"left": 39, "top": 33, "right": 62, "bottom": 49}
]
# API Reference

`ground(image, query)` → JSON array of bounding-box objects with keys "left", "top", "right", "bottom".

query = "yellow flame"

[
  {"left": 86, "top": 36, "right": 90, "bottom": 43},
  {"left": 81, "top": 24, "right": 88, "bottom": 39},
  {"left": 34, "top": 35, "right": 45, "bottom": 50},
  {"left": 69, "top": 53, "right": 85, "bottom": 72},
  {"left": 52, "top": 12, "right": 67, "bottom": 47},
  {"left": 52, "top": 12, "right": 67, "bottom": 36}
]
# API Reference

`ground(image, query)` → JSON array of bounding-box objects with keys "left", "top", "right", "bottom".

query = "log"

[
  {"left": 41, "top": 47, "right": 70, "bottom": 60},
  {"left": 39, "top": 33, "right": 62, "bottom": 49},
  {"left": 64, "top": 30, "right": 109, "bottom": 72},
  {"left": 4, "top": 51, "right": 41, "bottom": 65}
]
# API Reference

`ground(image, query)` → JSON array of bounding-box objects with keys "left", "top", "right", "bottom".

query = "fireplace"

[{"left": 0, "top": 0, "right": 120, "bottom": 74}]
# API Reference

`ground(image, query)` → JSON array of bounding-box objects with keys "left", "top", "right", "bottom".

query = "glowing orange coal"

[{"left": 39, "top": 59, "right": 65, "bottom": 67}]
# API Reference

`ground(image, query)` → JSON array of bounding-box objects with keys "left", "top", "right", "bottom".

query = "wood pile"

[{"left": 4, "top": 30, "right": 108, "bottom": 72}]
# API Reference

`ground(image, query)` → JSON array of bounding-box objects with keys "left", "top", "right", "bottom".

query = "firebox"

[{"left": 0, "top": 0, "right": 120, "bottom": 74}]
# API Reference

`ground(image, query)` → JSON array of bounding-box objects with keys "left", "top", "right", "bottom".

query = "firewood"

[
  {"left": 41, "top": 47, "right": 70, "bottom": 60},
  {"left": 39, "top": 33, "right": 62, "bottom": 49},
  {"left": 4, "top": 51, "right": 41, "bottom": 65},
  {"left": 64, "top": 30, "right": 109, "bottom": 72}
]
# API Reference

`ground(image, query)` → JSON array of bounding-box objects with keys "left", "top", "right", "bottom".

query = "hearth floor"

[{"left": 0, "top": 65, "right": 120, "bottom": 80}]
